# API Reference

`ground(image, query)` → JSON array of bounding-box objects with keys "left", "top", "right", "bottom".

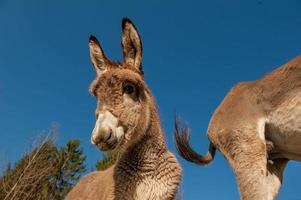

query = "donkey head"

[{"left": 89, "top": 18, "right": 152, "bottom": 152}]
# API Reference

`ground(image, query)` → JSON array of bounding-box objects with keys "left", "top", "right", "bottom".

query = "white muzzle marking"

[{"left": 91, "top": 110, "right": 124, "bottom": 145}]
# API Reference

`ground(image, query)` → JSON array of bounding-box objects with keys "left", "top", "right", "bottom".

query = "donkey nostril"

[
  {"left": 92, "top": 136, "right": 101, "bottom": 145},
  {"left": 106, "top": 129, "right": 113, "bottom": 141},
  {"left": 93, "top": 127, "right": 113, "bottom": 145}
]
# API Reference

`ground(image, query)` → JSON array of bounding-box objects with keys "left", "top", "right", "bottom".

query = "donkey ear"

[
  {"left": 122, "top": 18, "right": 143, "bottom": 74},
  {"left": 89, "top": 35, "right": 108, "bottom": 76}
]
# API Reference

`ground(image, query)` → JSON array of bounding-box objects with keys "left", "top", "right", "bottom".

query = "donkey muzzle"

[{"left": 91, "top": 110, "right": 124, "bottom": 151}]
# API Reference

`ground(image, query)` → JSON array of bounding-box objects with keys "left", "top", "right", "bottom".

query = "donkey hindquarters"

[{"left": 175, "top": 56, "right": 301, "bottom": 200}]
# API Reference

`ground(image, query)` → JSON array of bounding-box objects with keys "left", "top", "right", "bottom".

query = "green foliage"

[
  {"left": 0, "top": 139, "right": 86, "bottom": 200},
  {"left": 0, "top": 140, "right": 55, "bottom": 200},
  {"left": 47, "top": 139, "right": 86, "bottom": 199},
  {"left": 95, "top": 152, "right": 118, "bottom": 171}
]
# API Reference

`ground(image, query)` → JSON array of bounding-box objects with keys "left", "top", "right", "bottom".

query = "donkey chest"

[
  {"left": 134, "top": 177, "right": 172, "bottom": 200},
  {"left": 266, "top": 92, "right": 301, "bottom": 160},
  {"left": 114, "top": 173, "right": 175, "bottom": 200}
]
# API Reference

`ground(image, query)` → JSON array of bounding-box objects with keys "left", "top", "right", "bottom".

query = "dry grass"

[{"left": 1, "top": 130, "right": 56, "bottom": 200}]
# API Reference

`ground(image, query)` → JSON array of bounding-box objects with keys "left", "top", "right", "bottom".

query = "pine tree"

[
  {"left": 47, "top": 140, "right": 86, "bottom": 199},
  {"left": 95, "top": 152, "right": 118, "bottom": 171},
  {"left": 0, "top": 139, "right": 86, "bottom": 200},
  {"left": 0, "top": 140, "right": 55, "bottom": 200}
]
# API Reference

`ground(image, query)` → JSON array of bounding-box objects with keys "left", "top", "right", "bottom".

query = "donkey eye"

[{"left": 123, "top": 83, "right": 135, "bottom": 95}]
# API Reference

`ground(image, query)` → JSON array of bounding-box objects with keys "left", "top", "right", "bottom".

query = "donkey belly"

[{"left": 266, "top": 92, "right": 301, "bottom": 161}]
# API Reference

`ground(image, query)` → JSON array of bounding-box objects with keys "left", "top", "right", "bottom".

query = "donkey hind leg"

[
  {"left": 220, "top": 130, "right": 268, "bottom": 200},
  {"left": 234, "top": 152, "right": 267, "bottom": 200},
  {"left": 266, "top": 159, "right": 288, "bottom": 199}
]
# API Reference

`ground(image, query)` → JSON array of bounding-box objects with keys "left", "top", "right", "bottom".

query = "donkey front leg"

[{"left": 220, "top": 129, "right": 268, "bottom": 200}]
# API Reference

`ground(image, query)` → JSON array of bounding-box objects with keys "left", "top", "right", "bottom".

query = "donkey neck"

[{"left": 116, "top": 102, "right": 167, "bottom": 172}]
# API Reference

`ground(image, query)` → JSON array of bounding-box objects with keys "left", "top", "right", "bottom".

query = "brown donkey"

[
  {"left": 175, "top": 56, "right": 301, "bottom": 200},
  {"left": 65, "top": 18, "right": 182, "bottom": 200}
]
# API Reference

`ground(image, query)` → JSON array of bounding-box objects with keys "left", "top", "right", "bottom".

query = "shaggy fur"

[
  {"left": 175, "top": 55, "right": 301, "bottom": 200},
  {"left": 65, "top": 18, "right": 182, "bottom": 200}
]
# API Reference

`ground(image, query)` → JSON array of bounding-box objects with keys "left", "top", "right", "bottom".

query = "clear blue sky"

[{"left": 1, "top": 0, "right": 301, "bottom": 199}]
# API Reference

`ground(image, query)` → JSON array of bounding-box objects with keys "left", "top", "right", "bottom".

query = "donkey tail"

[{"left": 174, "top": 118, "right": 216, "bottom": 166}]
